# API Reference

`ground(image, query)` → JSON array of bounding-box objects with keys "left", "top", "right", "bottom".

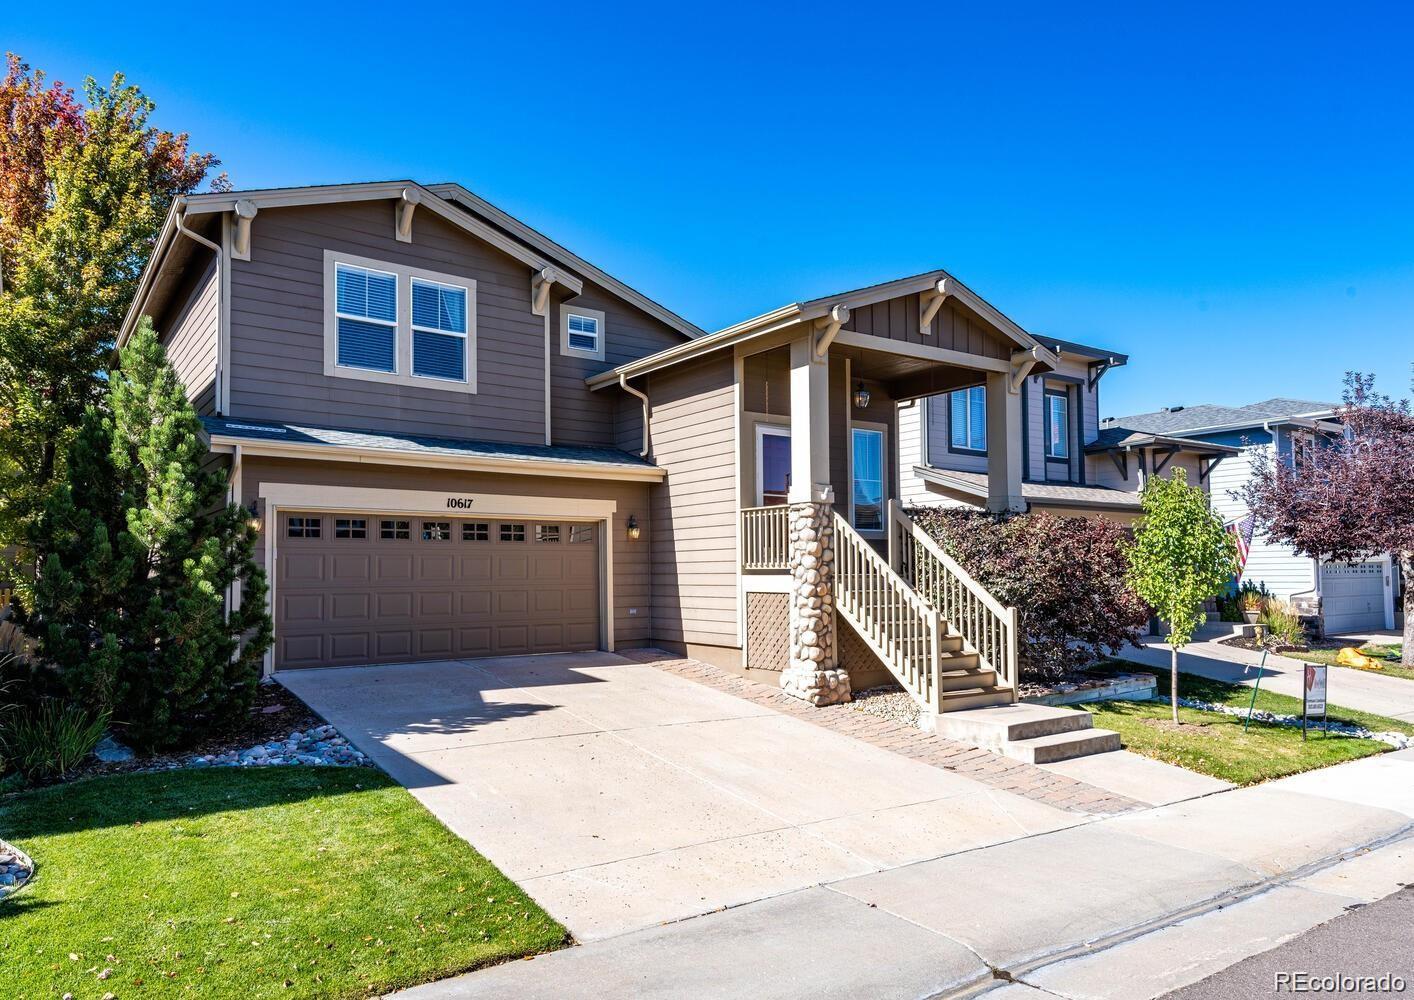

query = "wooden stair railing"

[
  {"left": 832, "top": 511, "right": 944, "bottom": 713},
  {"left": 887, "top": 500, "right": 1020, "bottom": 699}
]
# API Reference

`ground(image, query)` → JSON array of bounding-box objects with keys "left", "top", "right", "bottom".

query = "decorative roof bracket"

[
  {"left": 531, "top": 267, "right": 563, "bottom": 316},
  {"left": 918, "top": 277, "right": 952, "bottom": 335},
  {"left": 812, "top": 304, "right": 850, "bottom": 361},
  {"left": 396, "top": 187, "right": 421, "bottom": 242},
  {"left": 232, "top": 199, "right": 258, "bottom": 261},
  {"left": 1007, "top": 346, "right": 1041, "bottom": 394}
]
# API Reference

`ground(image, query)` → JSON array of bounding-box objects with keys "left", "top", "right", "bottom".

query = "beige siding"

[
  {"left": 228, "top": 202, "right": 546, "bottom": 442},
  {"left": 550, "top": 279, "right": 684, "bottom": 447},
  {"left": 157, "top": 255, "right": 220, "bottom": 416},
  {"left": 897, "top": 399, "right": 929, "bottom": 505},
  {"left": 239, "top": 457, "right": 654, "bottom": 648},
  {"left": 644, "top": 351, "right": 739, "bottom": 648}
]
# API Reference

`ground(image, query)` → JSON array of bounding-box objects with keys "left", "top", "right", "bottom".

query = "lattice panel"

[{"left": 745, "top": 592, "right": 789, "bottom": 672}]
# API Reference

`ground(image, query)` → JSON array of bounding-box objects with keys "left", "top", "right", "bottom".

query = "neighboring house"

[
  {"left": 899, "top": 342, "right": 1238, "bottom": 521},
  {"left": 1104, "top": 399, "right": 1399, "bottom": 635},
  {"left": 117, "top": 179, "right": 1179, "bottom": 728}
]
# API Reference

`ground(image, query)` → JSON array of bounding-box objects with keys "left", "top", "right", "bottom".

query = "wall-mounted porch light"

[
  {"left": 626, "top": 514, "right": 641, "bottom": 541},
  {"left": 245, "top": 500, "right": 262, "bottom": 532},
  {"left": 852, "top": 381, "right": 872, "bottom": 409}
]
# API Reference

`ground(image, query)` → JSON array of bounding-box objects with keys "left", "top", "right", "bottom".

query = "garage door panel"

[
  {"left": 330, "top": 593, "right": 370, "bottom": 621},
  {"left": 283, "top": 553, "right": 325, "bottom": 583},
  {"left": 418, "top": 591, "right": 455, "bottom": 617},
  {"left": 1321, "top": 561, "right": 1385, "bottom": 633},
  {"left": 330, "top": 633, "right": 370, "bottom": 660},
  {"left": 376, "top": 555, "right": 415, "bottom": 582},
  {"left": 276, "top": 512, "right": 601, "bottom": 669}
]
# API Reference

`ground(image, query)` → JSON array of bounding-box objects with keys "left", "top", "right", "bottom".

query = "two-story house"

[
  {"left": 1103, "top": 399, "right": 1399, "bottom": 635},
  {"left": 121, "top": 179, "right": 1163, "bottom": 728}
]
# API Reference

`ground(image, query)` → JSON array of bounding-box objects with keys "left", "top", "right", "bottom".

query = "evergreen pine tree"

[{"left": 28, "top": 319, "right": 271, "bottom": 750}]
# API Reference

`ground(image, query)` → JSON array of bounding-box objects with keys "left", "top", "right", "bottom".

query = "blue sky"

[{"left": 9, "top": 1, "right": 1412, "bottom": 416}]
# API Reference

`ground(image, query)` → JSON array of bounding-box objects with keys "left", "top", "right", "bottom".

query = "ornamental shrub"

[{"left": 906, "top": 507, "right": 1150, "bottom": 683}]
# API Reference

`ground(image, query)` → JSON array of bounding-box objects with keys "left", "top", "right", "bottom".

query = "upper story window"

[
  {"left": 323, "top": 250, "right": 477, "bottom": 393},
  {"left": 1045, "top": 389, "right": 1070, "bottom": 460},
  {"left": 335, "top": 264, "right": 398, "bottom": 373},
  {"left": 560, "top": 305, "right": 607, "bottom": 362},
  {"left": 948, "top": 385, "right": 986, "bottom": 453},
  {"left": 411, "top": 279, "right": 469, "bottom": 381}
]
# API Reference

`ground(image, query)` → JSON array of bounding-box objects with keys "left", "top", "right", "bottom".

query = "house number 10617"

[{"left": 446, "top": 498, "right": 476, "bottom": 510}]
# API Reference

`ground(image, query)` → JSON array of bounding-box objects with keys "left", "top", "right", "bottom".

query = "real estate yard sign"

[{"left": 1303, "top": 664, "right": 1328, "bottom": 740}]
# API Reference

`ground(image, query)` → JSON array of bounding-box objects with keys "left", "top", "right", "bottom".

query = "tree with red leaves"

[
  {"left": 0, "top": 55, "right": 219, "bottom": 552},
  {"left": 1244, "top": 372, "right": 1414, "bottom": 666}
]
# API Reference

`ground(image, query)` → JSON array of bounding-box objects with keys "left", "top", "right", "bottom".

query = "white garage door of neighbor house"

[{"left": 1320, "top": 560, "right": 1386, "bottom": 635}]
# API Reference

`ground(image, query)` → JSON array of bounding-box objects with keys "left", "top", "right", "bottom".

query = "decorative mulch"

[{"left": 1219, "top": 635, "right": 1311, "bottom": 656}]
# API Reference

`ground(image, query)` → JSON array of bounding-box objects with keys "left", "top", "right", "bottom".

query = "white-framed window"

[
  {"left": 560, "top": 305, "right": 607, "bottom": 361},
  {"left": 323, "top": 250, "right": 477, "bottom": 393},
  {"left": 1045, "top": 389, "right": 1070, "bottom": 459},
  {"left": 411, "top": 278, "right": 469, "bottom": 382},
  {"left": 850, "top": 424, "right": 887, "bottom": 533},
  {"left": 948, "top": 385, "right": 987, "bottom": 453},
  {"left": 334, "top": 263, "right": 398, "bottom": 373},
  {"left": 755, "top": 424, "right": 791, "bottom": 506}
]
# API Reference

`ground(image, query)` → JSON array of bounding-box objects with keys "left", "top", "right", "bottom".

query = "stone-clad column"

[{"left": 780, "top": 499, "right": 850, "bottom": 705}]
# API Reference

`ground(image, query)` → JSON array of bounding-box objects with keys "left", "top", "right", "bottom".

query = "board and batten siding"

[
  {"left": 550, "top": 279, "right": 685, "bottom": 448},
  {"left": 644, "top": 351, "right": 739, "bottom": 650},
  {"left": 228, "top": 202, "right": 546, "bottom": 443},
  {"left": 849, "top": 293, "right": 1010, "bottom": 359},
  {"left": 239, "top": 457, "right": 654, "bottom": 649},
  {"left": 1203, "top": 431, "right": 1317, "bottom": 601},
  {"left": 157, "top": 255, "right": 220, "bottom": 416}
]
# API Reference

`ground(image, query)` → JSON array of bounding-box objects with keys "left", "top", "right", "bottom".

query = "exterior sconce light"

[
  {"left": 246, "top": 500, "right": 262, "bottom": 532},
  {"left": 853, "top": 382, "right": 871, "bottom": 409},
  {"left": 626, "top": 514, "right": 641, "bottom": 541}
]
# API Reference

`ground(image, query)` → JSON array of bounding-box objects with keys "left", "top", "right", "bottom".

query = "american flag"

[{"left": 1226, "top": 515, "right": 1255, "bottom": 578}]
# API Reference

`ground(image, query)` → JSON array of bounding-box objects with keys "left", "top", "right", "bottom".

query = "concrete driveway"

[{"left": 278, "top": 652, "right": 1076, "bottom": 941}]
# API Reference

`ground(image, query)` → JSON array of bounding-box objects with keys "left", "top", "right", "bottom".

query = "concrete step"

[
  {"left": 1001, "top": 728, "right": 1122, "bottom": 764},
  {"left": 936, "top": 702, "right": 1094, "bottom": 747},
  {"left": 937, "top": 666, "right": 997, "bottom": 692},
  {"left": 937, "top": 686, "right": 1014, "bottom": 712}
]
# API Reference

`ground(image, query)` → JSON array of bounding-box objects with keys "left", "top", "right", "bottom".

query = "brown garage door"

[{"left": 275, "top": 513, "right": 600, "bottom": 669}]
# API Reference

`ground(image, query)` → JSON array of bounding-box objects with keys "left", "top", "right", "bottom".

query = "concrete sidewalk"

[
  {"left": 394, "top": 749, "right": 1414, "bottom": 1000},
  {"left": 1120, "top": 635, "right": 1414, "bottom": 724}
]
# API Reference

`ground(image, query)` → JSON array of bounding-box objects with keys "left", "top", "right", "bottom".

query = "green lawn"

[
  {"left": 0, "top": 768, "right": 566, "bottom": 1000},
  {"left": 1078, "top": 661, "right": 1410, "bottom": 786},
  {"left": 1286, "top": 643, "right": 1414, "bottom": 683}
]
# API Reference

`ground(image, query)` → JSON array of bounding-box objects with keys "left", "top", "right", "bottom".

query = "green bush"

[{"left": 0, "top": 697, "right": 108, "bottom": 781}]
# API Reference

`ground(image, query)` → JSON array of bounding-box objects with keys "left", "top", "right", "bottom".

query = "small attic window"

[{"left": 560, "top": 305, "right": 606, "bottom": 362}]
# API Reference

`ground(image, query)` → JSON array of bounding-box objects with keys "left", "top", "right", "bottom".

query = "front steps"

[{"left": 935, "top": 702, "right": 1121, "bottom": 764}]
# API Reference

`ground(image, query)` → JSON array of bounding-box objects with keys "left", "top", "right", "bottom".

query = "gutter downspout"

[{"left": 619, "top": 373, "right": 651, "bottom": 458}]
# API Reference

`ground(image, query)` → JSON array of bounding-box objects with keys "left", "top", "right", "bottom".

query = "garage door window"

[
  {"left": 380, "top": 519, "right": 410, "bottom": 540},
  {"left": 421, "top": 521, "right": 452, "bottom": 541},
  {"left": 500, "top": 523, "right": 526, "bottom": 542},
  {"left": 335, "top": 518, "right": 367, "bottom": 539},
  {"left": 536, "top": 525, "right": 561, "bottom": 543},
  {"left": 570, "top": 525, "right": 595, "bottom": 544},
  {"left": 462, "top": 522, "right": 489, "bottom": 542},
  {"left": 288, "top": 516, "right": 321, "bottom": 538}
]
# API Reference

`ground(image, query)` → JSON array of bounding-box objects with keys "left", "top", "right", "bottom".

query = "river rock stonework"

[{"left": 780, "top": 501, "right": 851, "bottom": 706}]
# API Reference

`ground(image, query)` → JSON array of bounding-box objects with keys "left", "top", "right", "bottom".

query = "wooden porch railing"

[
  {"left": 887, "top": 500, "right": 1019, "bottom": 696},
  {"left": 741, "top": 505, "right": 789, "bottom": 570},
  {"left": 833, "top": 512, "right": 942, "bottom": 712}
]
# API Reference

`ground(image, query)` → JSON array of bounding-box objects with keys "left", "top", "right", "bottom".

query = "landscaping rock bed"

[
  {"left": 1020, "top": 671, "right": 1157, "bottom": 706},
  {"left": 1176, "top": 696, "right": 1412, "bottom": 750},
  {"left": 188, "top": 724, "right": 368, "bottom": 769},
  {"left": 844, "top": 685, "right": 922, "bottom": 727},
  {"left": 0, "top": 839, "right": 34, "bottom": 901}
]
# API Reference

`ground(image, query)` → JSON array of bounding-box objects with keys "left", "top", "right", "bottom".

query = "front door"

[{"left": 757, "top": 426, "right": 791, "bottom": 505}]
